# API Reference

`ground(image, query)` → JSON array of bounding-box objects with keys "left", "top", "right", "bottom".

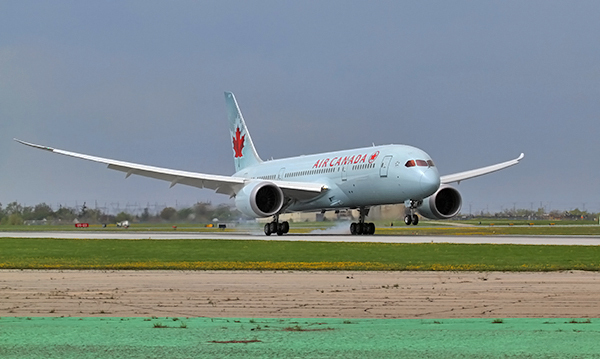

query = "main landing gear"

[
  {"left": 404, "top": 199, "right": 420, "bottom": 226},
  {"left": 350, "top": 206, "right": 375, "bottom": 235},
  {"left": 264, "top": 214, "right": 289, "bottom": 236}
]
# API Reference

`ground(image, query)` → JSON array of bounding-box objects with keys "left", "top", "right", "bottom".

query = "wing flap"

[{"left": 270, "top": 180, "right": 327, "bottom": 201}]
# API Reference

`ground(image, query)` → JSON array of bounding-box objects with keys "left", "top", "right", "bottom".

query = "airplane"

[{"left": 15, "top": 92, "right": 524, "bottom": 236}]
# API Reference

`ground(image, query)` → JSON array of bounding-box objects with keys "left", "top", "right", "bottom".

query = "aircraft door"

[
  {"left": 278, "top": 168, "right": 286, "bottom": 180},
  {"left": 379, "top": 155, "right": 393, "bottom": 177},
  {"left": 341, "top": 163, "right": 348, "bottom": 181}
]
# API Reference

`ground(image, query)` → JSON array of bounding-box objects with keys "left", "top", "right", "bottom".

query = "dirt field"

[{"left": 1, "top": 270, "right": 599, "bottom": 318}]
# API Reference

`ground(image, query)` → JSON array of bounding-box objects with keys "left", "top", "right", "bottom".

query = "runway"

[{"left": 2, "top": 230, "right": 600, "bottom": 245}]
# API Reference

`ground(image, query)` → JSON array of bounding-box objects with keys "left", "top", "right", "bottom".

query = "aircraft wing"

[
  {"left": 440, "top": 153, "right": 524, "bottom": 185},
  {"left": 14, "top": 139, "right": 326, "bottom": 198}
]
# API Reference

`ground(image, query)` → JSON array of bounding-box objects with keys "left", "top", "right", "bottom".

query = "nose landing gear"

[
  {"left": 404, "top": 200, "right": 421, "bottom": 226},
  {"left": 403, "top": 213, "right": 419, "bottom": 225}
]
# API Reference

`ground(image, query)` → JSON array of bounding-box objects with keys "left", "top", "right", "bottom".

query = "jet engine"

[
  {"left": 235, "top": 181, "right": 285, "bottom": 218},
  {"left": 417, "top": 186, "right": 462, "bottom": 220}
]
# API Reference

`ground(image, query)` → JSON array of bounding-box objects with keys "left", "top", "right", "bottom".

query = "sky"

[{"left": 1, "top": 1, "right": 599, "bottom": 215}]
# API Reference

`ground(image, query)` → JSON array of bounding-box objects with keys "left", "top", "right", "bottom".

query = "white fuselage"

[{"left": 233, "top": 144, "right": 440, "bottom": 212}]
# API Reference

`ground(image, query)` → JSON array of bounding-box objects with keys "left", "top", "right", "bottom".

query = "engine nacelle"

[
  {"left": 417, "top": 186, "right": 462, "bottom": 220},
  {"left": 235, "top": 181, "right": 285, "bottom": 218}
]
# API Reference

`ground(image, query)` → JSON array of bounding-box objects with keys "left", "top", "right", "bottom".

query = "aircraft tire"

[
  {"left": 367, "top": 222, "right": 375, "bottom": 235},
  {"left": 412, "top": 214, "right": 419, "bottom": 225},
  {"left": 404, "top": 215, "right": 412, "bottom": 225},
  {"left": 350, "top": 223, "right": 357, "bottom": 235},
  {"left": 268, "top": 222, "right": 276, "bottom": 233},
  {"left": 264, "top": 223, "right": 272, "bottom": 236},
  {"left": 282, "top": 221, "right": 290, "bottom": 234}
]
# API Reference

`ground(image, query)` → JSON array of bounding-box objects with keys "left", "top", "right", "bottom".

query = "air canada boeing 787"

[{"left": 16, "top": 92, "right": 524, "bottom": 235}]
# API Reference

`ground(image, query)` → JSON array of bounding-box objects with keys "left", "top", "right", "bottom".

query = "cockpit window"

[{"left": 405, "top": 159, "right": 435, "bottom": 168}]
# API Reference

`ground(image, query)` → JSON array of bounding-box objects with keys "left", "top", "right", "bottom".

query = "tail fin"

[{"left": 224, "top": 92, "right": 263, "bottom": 172}]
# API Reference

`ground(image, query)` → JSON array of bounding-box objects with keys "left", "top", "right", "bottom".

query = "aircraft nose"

[{"left": 420, "top": 168, "right": 440, "bottom": 196}]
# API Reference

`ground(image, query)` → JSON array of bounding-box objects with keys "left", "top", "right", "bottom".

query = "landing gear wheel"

[
  {"left": 404, "top": 215, "right": 413, "bottom": 225},
  {"left": 356, "top": 222, "right": 363, "bottom": 235},
  {"left": 412, "top": 214, "right": 419, "bottom": 226},
  {"left": 350, "top": 207, "right": 376, "bottom": 235},
  {"left": 264, "top": 213, "right": 290, "bottom": 236},
  {"left": 367, "top": 222, "right": 375, "bottom": 235},
  {"left": 281, "top": 221, "right": 290, "bottom": 234}
]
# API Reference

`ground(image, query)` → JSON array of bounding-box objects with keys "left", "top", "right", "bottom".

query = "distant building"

[{"left": 24, "top": 219, "right": 48, "bottom": 226}]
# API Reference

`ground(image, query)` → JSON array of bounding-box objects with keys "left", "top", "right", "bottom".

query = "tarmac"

[{"left": 2, "top": 230, "right": 600, "bottom": 245}]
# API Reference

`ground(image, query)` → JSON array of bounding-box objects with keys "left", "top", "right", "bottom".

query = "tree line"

[
  {"left": 0, "top": 200, "right": 596, "bottom": 226},
  {"left": 0, "top": 201, "right": 241, "bottom": 225},
  {"left": 467, "top": 207, "right": 598, "bottom": 221}
]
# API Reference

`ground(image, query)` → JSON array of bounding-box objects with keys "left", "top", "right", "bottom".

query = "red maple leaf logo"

[
  {"left": 368, "top": 151, "right": 380, "bottom": 164},
  {"left": 232, "top": 127, "right": 245, "bottom": 158}
]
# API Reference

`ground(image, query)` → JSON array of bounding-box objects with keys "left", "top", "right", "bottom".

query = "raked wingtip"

[{"left": 14, "top": 138, "right": 54, "bottom": 152}]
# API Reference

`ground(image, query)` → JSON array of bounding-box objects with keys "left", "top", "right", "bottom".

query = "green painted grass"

[
  {"left": 1, "top": 317, "right": 600, "bottom": 359},
  {"left": 1, "top": 237, "right": 599, "bottom": 271}
]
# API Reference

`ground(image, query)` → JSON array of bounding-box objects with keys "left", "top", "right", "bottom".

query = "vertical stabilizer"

[{"left": 225, "top": 92, "right": 263, "bottom": 172}]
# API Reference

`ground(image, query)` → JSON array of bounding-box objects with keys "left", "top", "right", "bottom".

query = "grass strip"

[{"left": 1, "top": 237, "right": 600, "bottom": 271}]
